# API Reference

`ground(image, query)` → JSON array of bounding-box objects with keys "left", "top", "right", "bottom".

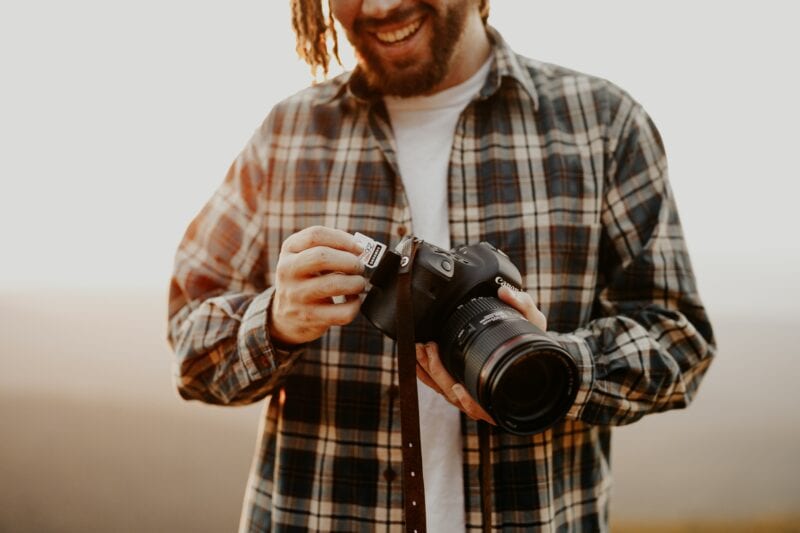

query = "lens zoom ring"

[{"left": 440, "top": 297, "right": 517, "bottom": 348}]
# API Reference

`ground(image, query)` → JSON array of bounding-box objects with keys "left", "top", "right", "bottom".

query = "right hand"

[{"left": 269, "top": 226, "right": 366, "bottom": 345}]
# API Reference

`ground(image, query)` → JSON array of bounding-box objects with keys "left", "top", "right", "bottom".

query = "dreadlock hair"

[
  {"left": 291, "top": 0, "right": 340, "bottom": 78},
  {"left": 291, "top": 0, "right": 490, "bottom": 79}
]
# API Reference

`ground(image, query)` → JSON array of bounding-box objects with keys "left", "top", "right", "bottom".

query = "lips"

[{"left": 373, "top": 17, "right": 424, "bottom": 45}]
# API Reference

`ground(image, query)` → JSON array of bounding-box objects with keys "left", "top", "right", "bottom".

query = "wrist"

[{"left": 267, "top": 299, "right": 309, "bottom": 349}]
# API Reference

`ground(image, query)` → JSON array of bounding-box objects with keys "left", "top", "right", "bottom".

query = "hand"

[
  {"left": 497, "top": 285, "right": 547, "bottom": 331},
  {"left": 414, "top": 286, "right": 547, "bottom": 424},
  {"left": 416, "top": 341, "right": 496, "bottom": 425},
  {"left": 269, "top": 226, "right": 366, "bottom": 345}
]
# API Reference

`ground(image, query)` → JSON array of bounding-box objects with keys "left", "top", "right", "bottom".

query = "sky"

[{"left": 1, "top": 0, "right": 798, "bottom": 317}]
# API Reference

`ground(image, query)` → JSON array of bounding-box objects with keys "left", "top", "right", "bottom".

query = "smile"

[{"left": 373, "top": 18, "right": 424, "bottom": 45}]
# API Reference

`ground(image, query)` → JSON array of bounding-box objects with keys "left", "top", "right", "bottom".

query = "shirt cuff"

[
  {"left": 237, "top": 287, "right": 304, "bottom": 382},
  {"left": 549, "top": 331, "right": 595, "bottom": 422}
]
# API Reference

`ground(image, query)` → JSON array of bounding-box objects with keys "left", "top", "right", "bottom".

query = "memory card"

[{"left": 354, "top": 232, "right": 387, "bottom": 270}]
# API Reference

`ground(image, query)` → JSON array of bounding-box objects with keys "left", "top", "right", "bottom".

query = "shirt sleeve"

[
  {"left": 551, "top": 99, "right": 716, "bottom": 426},
  {"left": 167, "top": 114, "right": 302, "bottom": 405}
]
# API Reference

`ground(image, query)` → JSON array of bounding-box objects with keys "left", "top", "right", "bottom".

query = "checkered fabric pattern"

[{"left": 168, "top": 28, "right": 715, "bottom": 532}]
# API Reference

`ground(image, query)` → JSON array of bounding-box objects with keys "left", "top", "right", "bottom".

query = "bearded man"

[{"left": 168, "top": 1, "right": 716, "bottom": 531}]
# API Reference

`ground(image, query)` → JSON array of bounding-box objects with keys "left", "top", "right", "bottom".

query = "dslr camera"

[{"left": 357, "top": 234, "right": 579, "bottom": 435}]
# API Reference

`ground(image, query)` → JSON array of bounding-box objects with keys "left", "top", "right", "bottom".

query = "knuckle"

[
  {"left": 298, "top": 307, "right": 314, "bottom": 324},
  {"left": 335, "top": 275, "right": 364, "bottom": 297},
  {"left": 325, "top": 276, "right": 345, "bottom": 298},
  {"left": 311, "top": 277, "right": 331, "bottom": 299},
  {"left": 465, "top": 404, "right": 482, "bottom": 420},
  {"left": 314, "top": 247, "right": 329, "bottom": 265},
  {"left": 283, "top": 286, "right": 300, "bottom": 303},
  {"left": 425, "top": 343, "right": 439, "bottom": 361},
  {"left": 353, "top": 276, "right": 367, "bottom": 292},
  {"left": 446, "top": 387, "right": 460, "bottom": 404},
  {"left": 307, "top": 225, "right": 326, "bottom": 244},
  {"left": 275, "top": 264, "right": 291, "bottom": 283}
]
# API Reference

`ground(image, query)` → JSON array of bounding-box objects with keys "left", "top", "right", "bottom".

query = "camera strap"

[
  {"left": 395, "top": 237, "right": 493, "bottom": 532},
  {"left": 479, "top": 421, "right": 492, "bottom": 533},
  {"left": 396, "top": 237, "right": 427, "bottom": 533}
]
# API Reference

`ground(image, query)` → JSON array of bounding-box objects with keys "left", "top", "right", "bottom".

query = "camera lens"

[{"left": 439, "top": 297, "right": 579, "bottom": 435}]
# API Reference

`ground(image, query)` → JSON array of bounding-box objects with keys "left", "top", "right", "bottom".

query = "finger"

[
  {"left": 295, "top": 273, "right": 366, "bottom": 302},
  {"left": 422, "top": 343, "right": 460, "bottom": 404},
  {"left": 452, "top": 384, "right": 495, "bottom": 425},
  {"left": 497, "top": 285, "right": 534, "bottom": 317},
  {"left": 497, "top": 285, "right": 547, "bottom": 331},
  {"left": 291, "top": 246, "right": 365, "bottom": 277},
  {"left": 298, "top": 298, "right": 363, "bottom": 327},
  {"left": 415, "top": 343, "right": 428, "bottom": 368},
  {"left": 415, "top": 363, "right": 444, "bottom": 395},
  {"left": 282, "top": 226, "right": 363, "bottom": 255}
]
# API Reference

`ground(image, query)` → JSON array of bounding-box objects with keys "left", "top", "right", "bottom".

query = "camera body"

[
  {"left": 361, "top": 240, "right": 521, "bottom": 342},
  {"left": 360, "top": 236, "right": 579, "bottom": 435}
]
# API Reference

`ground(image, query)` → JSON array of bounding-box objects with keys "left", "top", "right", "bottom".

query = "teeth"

[{"left": 375, "top": 19, "right": 422, "bottom": 44}]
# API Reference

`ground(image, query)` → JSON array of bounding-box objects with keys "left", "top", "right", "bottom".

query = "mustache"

[{"left": 354, "top": 5, "right": 432, "bottom": 33}]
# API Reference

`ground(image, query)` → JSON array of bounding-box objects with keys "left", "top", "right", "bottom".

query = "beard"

[{"left": 348, "top": 2, "right": 470, "bottom": 97}]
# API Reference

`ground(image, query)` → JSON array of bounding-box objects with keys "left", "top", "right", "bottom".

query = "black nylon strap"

[{"left": 396, "top": 238, "right": 426, "bottom": 533}]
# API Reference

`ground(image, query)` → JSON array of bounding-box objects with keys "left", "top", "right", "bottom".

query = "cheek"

[{"left": 329, "top": 0, "right": 360, "bottom": 32}]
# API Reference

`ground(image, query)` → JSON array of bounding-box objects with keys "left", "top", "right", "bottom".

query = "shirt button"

[
  {"left": 387, "top": 384, "right": 399, "bottom": 399},
  {"left": 396, "top": 226, "right": 407, "bottom": 237},
  {"left": 383, "top": 467, "right": 397, "bottom": 482}
]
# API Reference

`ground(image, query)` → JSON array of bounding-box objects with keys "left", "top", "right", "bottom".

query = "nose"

[{"left": 360, "top": 0, "right": 404, "bottom": 18}]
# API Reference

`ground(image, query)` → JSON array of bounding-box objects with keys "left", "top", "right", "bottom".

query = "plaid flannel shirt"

[{"left": 168, "top": 28, "right": 715, "bottom": 532}]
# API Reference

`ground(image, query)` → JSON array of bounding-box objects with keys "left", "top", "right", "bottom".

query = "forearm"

[
  {"left": 166, "top": 114, "right": 299, "bottom": 405},
  {"left": 168, "top": 287, "right": 303, "bottom": 405},
  {"left": 554, "top": 302, "right": 714, "bottom": 426}
]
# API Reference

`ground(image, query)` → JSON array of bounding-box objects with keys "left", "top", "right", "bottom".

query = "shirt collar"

[
  {"left": 479, "top": 26, "right": 538, "bottom": 108},
  {"left": 328, "top": 26, "right": 539, "bottom": 110}
]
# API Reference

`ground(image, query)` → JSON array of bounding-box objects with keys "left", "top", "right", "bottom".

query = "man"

[{"left": 168, "top": 0, "right": 715, "bottom": 531}]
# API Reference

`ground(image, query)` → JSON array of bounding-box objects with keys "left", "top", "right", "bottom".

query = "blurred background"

[{"left": 1, "top": 0, "right": 799, "bottom": 531}]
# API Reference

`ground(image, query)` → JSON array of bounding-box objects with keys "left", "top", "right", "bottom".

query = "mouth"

[{"left": 372, "top": 17, "right": 424, "bottom": 45}]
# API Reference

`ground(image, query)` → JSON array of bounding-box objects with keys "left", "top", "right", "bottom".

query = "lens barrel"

[{"left": 439, "top": 297, "right": 579, "bottom": 435}]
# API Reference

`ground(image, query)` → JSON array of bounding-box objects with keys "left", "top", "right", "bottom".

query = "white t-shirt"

[{"left": 384, "top": 56, "right": 492, "bottom": 533}]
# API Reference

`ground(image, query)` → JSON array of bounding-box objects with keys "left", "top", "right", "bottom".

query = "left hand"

[{"left": 415, "top": 286, "right": 547, "bottom": 425}]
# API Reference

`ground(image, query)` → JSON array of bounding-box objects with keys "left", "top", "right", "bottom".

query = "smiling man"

[
  {"left": 168, "top": 1, "right": 715, "bottom": 531},
  {"left": 331, "top": 0, "right": 489, "bottom": 96}
]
